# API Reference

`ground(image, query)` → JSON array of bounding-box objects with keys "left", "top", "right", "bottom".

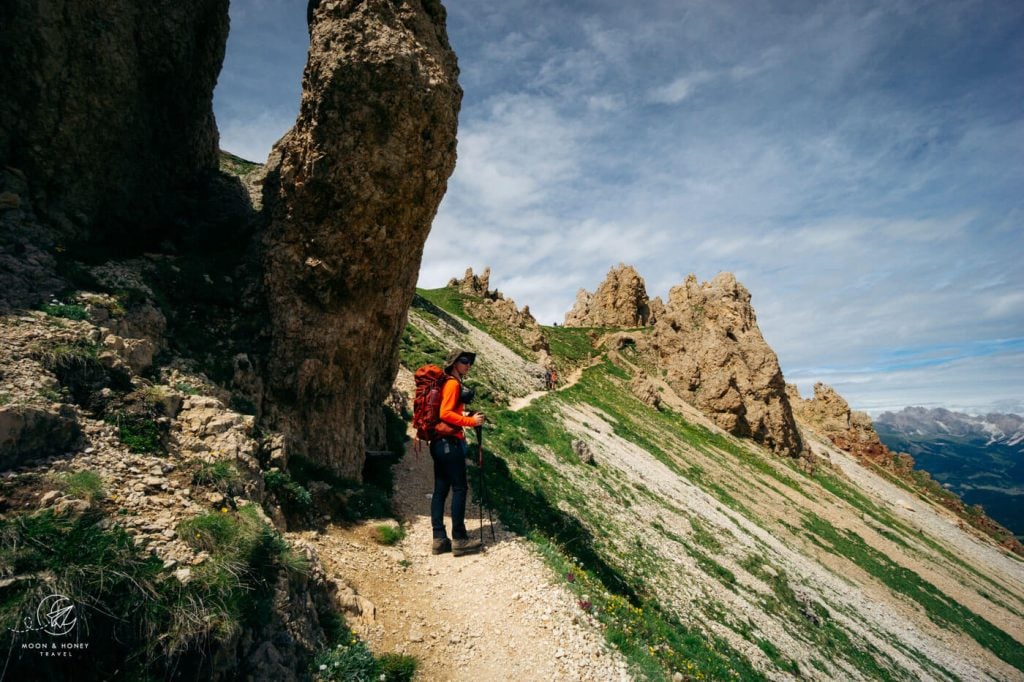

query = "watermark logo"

[
  {"left": 6, "top": 593, "right": 89, "bottom": 661},
  {"left": 12, "top": 593, "right": 77, "bottom": 637},
  {"left": 34, "top": 595, "right": 77, "bottom": 637}
]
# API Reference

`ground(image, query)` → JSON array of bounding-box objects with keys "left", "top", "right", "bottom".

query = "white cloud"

[
  {"left": 648, "top": 71, "right": 714, "bottom": 104},
  {"left": 450, "top": 94, "right": 585, "bottom": 215}
]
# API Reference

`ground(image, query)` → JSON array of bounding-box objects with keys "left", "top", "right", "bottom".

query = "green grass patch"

[
  {"left": 108, "top": 410, "right": 166, "bottom": 454},
  {"left": 193, "top": 460, "right": 242, "bottom": 493},
  {"left": 54, "top": 469, "right": 105, "bottom": 502},
  {"left": 416, "top": 287, "right": 472, "bottom": 319},
  {"left": 535, "top": 539, "right": 762, "bottom": 680},
  {"left": 312, "top": 619, "right": 417, "bottom": 681},
  {"left": 399, "top": 320, "right": 447, "bottom": 371},
  {"left": 543, "top": 325, "right": 597, "bottom": 365},
  {"left": 0, "top": 506, "right": 310, "bottom": 678},
  {"left": 689, "top": 516, "right": 724, "bottom": 553},
  {"left": 757, "top": 638, "right": 799, "bottom": 675},
  {"left": 219, "top": 149, "right": 262, "bottom": 177},
  {"left": 175, "top": 381, "right": 201, "bottom": 395},
  {"left": 40, "top": 301, "right": 89, "bottom": 321}
]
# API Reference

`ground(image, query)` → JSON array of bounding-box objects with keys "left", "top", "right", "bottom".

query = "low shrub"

[
  {"left": 264, "top": 469, "right": 313, "bottom": 513},
  {"left": 109, "top": 410, "right": 165, "bottom": 454},
  {"left": 373, "top": 523, "right": 405, "bottom": 546}
]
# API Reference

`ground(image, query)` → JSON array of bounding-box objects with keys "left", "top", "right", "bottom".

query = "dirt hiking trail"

[
  {"left": 295, "top": 433, "right": 631, "bottom": 681},
  {"left": 508, "top": 365, "right": 589, "bottom": 412}
]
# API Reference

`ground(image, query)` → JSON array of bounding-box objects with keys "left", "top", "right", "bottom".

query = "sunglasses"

[{"left": 457, "top": 358, "right": 474, "bottom": 366}]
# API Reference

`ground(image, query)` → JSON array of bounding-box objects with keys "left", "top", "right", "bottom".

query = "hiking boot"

[
  {"left": 431, "top": 538, "right": 451, "bottom": 555},
  {"left": 452, "top": 537, "right": 482, "bottom": 556}
]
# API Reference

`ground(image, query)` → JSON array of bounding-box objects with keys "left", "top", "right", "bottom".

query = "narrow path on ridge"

[
  {"left": 508, "top": 362, "right": 592, "bottom": 412},
  {"left": 293, "top": 418, "right": 630, "bottom": 681}
]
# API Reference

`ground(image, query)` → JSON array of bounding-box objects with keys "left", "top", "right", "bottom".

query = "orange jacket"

[{"left": 439, "top": 377, "right": 475, "bottom": 439}]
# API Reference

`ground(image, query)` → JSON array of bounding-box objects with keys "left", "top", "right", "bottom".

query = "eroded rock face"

[
  {"left": 261, "top": 0, "right": 461, "bottom": 479},
  {"left": 787, "top": 382, "right": 889, "bottom": 463},
  {"left": 449, "top": 266, "right": 492, "bottom": 297},
  {"left": 0, "top": 0, "right": 228, "bottom": 246},
  {"left": 456, "top": 268, "right": 550, "bottom": 359},
  {"left": 564, "top": 264, "right": 652, "bottom": 328},
  {"left": 641, "top": 273, "right": 803, "bottom": 457}
]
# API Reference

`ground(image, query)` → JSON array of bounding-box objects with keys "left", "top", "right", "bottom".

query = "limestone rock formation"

[
  {"left": 449, "top": 267, "right": 551, "bottom": 360},
  {"left": 640, "top": 273, "right": 803, "bottom": 457},
  {"left": 261, "top": 0, "right": 461, "bottom": 479},
  {"left": 564, "top": 264, "right": 652, "bottom": 328},
  {"left": 449, "top": 266, "right": 493, "bottom": 297},
  {"left": 0, "top": 0, "right": 229, "bottom": 247},
  {"left": 648, "top": 296, "right": 665, "bottom": 325},
  {"left": 786, "top": 382, "right": 888, "bottom": 463},
  {"left": 445, "top": 266, "right": 550, "bottom": 357},
  {"left": 629, "top": 371, "right": 662, "bottom": 410}
]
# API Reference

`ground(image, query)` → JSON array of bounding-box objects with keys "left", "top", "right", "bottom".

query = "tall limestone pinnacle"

[
  {"left": 564, "top": 263, "right": 657, "bottom": 327},
  {"left": 641, "top": 272, "right": 804, "bottom": 457},
  {"left": 260, "top": 0, "right": 462, "bottom": 479}
]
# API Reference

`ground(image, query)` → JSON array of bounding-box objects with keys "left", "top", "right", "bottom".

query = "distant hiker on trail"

[
  {"left": 428, "top": 349, "right": 485, "bottom": 556},
  {"left": 550, "top": 369, "right": 559, "bottom": 388},
  {"left": 544, "top": 369, "right": 552, "bottom": 390}
]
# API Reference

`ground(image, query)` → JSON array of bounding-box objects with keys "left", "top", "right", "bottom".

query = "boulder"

[
  {"left": 260, "top": 0, "right": 461, "bottom": 479},
  {"left": 0, "top": 404, "right": 80, "bottom": 469}
]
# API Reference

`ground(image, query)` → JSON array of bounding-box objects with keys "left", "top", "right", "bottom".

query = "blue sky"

[{"left": 213, "top": 0, "right": 1024, "bottom": 416}]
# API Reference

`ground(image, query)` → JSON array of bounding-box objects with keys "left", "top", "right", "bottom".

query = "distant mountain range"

[{"left": 875, "top": 407, "right": 1024, "bottom": 537}]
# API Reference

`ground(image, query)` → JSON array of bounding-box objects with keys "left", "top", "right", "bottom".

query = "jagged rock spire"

[
  {"left": 564, "top": 263, "right": 652, "bottom": 328},
  {"left": 641, "top": 272, "right": 804, "bottom": 458}
]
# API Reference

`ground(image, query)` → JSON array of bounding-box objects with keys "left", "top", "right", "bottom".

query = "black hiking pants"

[{"left": 430, "top": 436, "right": 469, "bottom": 540}]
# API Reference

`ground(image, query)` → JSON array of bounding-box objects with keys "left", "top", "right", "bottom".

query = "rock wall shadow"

[{"left": 473, "top": 446, "right": 640, "bottom": 605}]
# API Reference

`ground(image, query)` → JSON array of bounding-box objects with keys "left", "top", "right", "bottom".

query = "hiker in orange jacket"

[{"left": 430, "top": 348, "right": 486, "bottom": 556}]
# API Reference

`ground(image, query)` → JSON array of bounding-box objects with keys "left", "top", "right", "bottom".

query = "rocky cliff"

[
  {"left": 564, "top": 266, "right": 803, "bottom": 457},
  {"left": 0, "top": 0, "right": 228, "bottom": 249},
  {"left": 564, "top": 263, "right": 653, "bottom": 327},
  {"left": 639, "top": 272, "right": 803, "bottom": 457},
  {"left": 448, "top": 265, "right": 493, "bottom": 297},
  {"left": 787, "top": 382, "right": 891, "bottom": 463},
  {"left": 447, "top": 267, "right": 550, "bottom": 361},
  {"left": 260, "top": 0, "right": 461, "bottom": 480}
]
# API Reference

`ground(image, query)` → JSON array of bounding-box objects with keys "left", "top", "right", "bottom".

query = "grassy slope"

[{"left": 403, "top": 287, "right": 1024, "bottom": 681}]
